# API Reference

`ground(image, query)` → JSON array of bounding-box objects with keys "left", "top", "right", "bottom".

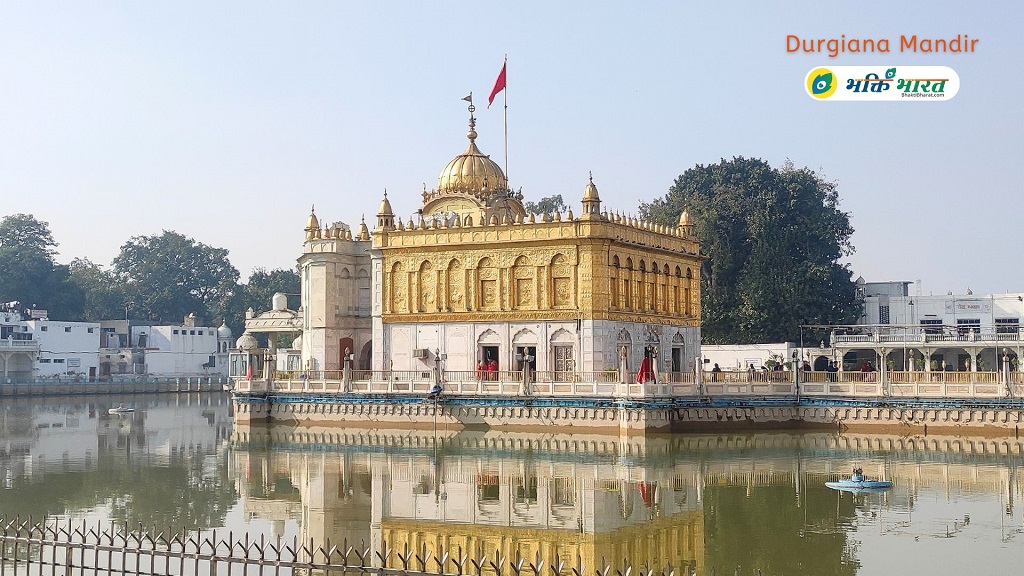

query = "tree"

[
  {"left": 0, "top": 214, "right": 84, "bottom": 319},
  {"left": 0, "top": 213, "right": 58, "bottom": 256},
  {"left": 640, "top": 157, "right": 860, "bottom": 344},
  {"left": 523, "top": 194, "right": 568, "bottom": 215},
  {"left": 68, "top": 258, "right": 128, "bottom": 321},
  {"left": 112, "top": 231, "right": 239, "bottom": 324}
]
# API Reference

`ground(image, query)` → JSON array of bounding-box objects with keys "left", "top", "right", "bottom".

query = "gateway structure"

[{"left": 235, "top": 103, "right": 703, "bottom": 394}]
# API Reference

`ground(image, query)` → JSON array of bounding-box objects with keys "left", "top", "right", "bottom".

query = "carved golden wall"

[{"left": 376, "top": 219, "right": 702, "bottom": 326}]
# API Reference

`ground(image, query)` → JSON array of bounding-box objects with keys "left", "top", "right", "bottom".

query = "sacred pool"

[{"left": 1, "top": 393, "right": 1022, "bottom": 576}]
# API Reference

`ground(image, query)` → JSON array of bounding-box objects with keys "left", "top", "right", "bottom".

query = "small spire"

[{"left": 466, "top": 95, "right": 478, "bottom": 142}]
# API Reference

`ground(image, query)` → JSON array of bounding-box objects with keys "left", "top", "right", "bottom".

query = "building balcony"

[{"left": 0, "top": 338, "right": 39, "bottom": 350}]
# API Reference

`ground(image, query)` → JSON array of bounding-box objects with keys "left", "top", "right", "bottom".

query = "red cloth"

[
  {"left": 246, "top": 362, "right": 253, "bottom": 381},
  {"left": 636, "top": 357, "right": 656, "bottom": 383},
  {"left": 488, "top": 61, "right": 506, "bottom": 107}
]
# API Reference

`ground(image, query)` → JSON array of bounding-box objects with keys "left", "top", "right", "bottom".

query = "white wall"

[
  {"left": 132, "top": 325, "right": 224, "bottom": 377},
  {"left": 27, "top": 321, "right": 101, "bottom": 379},
  {"left": 863, "top": 292, "right": 1024, "bottom": 332},
  {"left": 701, "top": 343, "right": 796, "bottom": 371}
]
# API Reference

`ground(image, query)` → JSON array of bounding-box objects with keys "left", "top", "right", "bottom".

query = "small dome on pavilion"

[
  {"left": 582, "top": 173, "right": 600, "bottom": 201},
  {"left": 236, "top": 331, "right": 258, "bottom": 352}
]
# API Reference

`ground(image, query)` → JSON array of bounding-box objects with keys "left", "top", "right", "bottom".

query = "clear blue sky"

[{"left": 1, "top": 1, "right": 1021, "bottom": 297}]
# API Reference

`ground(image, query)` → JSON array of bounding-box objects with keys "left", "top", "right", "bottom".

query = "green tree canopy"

[
  {"left": 523, "top": 194, "right": 568, "bottom": 215},
  {"left": 640, "top": 157, "right": 860, "bottom": 344},
  {"left": 0, "top": 214, "right": 84, "bottom": 318},
  {"left": 112, "top": 231, "right": 239, "bottom": 324},
  {"left": 0, "top": 213, "right": 58, "bottom": 256},
  {"left": 68, "top": 258, "right": 128, "bottom": 321}
]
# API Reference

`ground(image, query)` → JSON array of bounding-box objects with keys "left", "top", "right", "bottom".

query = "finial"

[
  {"left": 464, "top": 93, "right": 478, "bottom": 142},
  {"left": 311, "top": 204, "right": 315, "bottom": 214},
  {"left": 361, "top": 214, "right": 365, "bottom": 223},
  {"left": 383, "top": 189, "right": 388, "bottom": 198},
  {"left": 588, "top": 170, "right": 593, "bottom": 183}
]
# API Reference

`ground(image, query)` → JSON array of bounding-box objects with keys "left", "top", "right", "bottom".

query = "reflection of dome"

[
  {"left": 217, "top": 321, "right": 232, "bottom": 339},
  {"left": 291, "top": 335, "right": 302, "bottom": 350},
  {"left": 436, "top": 118, "right": 507, "bottom": 197},
  {"left": 236, "top": 332, "right": 258, "bottom": 351}
]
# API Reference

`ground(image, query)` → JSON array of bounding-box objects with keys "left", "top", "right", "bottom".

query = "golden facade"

[{"left": 241, "top": 100, "right": 703, "bottom": 377}]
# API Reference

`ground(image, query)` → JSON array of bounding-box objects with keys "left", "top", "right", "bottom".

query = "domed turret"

[
  {"left": 304, "top": 206, "right": 320, "bottom": 241},
  {"left": 678, "top": 208, "right": 694, "bottom": 236},
  {"left": 217, "top": 320, "right": 232, "bottom": 340},
  {"left": 376, "top": 190, "right": 395, "bottom": 230},
  {"left": 356, "top": 215, "right": 370, "bottom": 241},
  {"left": 678, "top": 209, "right": 691, "bottom": 227},
  {"left": 580, "top": 172, "right": 602, "bottom": 220}
]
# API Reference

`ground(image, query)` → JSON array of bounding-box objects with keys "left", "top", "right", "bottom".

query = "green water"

[{"left": 1, "top": 394, "right": 1022, "bottom": 575}]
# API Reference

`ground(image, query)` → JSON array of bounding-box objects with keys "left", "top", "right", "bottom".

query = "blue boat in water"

[{"left": 825, "top": 468, "right": 893, "bottom": 493}]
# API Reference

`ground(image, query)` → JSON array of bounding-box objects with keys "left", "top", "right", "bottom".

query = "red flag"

[{"left": 488, "top": 61, "right": 506, "bottom": 108}]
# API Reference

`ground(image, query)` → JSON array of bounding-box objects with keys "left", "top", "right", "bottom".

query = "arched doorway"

[{"left": 358, "top": 341, "right": 372, "bottom": 371}]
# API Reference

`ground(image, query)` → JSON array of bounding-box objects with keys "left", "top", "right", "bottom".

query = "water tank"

[{"left": 272, "top": 293, "right": 288, "bottom": 311}]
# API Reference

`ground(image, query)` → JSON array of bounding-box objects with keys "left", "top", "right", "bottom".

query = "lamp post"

[
  {"left": 515, "top": 349, "right": 534, "bottom": 396},
  {"left": 1004, "top": 348, "right": 1012, "bottom": 398},
  {"left": 793, "top": 351, "right": 800, "bottom": 403},
  {"left": 343, "top": 348, "right": 354, "bottom": 392}
]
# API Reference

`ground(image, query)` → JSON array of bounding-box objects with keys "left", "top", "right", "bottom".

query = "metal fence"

[{"left": 0, "top": 517, "right": 720, "bottom": 576}]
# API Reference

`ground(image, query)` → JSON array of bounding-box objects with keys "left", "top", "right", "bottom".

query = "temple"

[{"left": 233, "top": 100, "right": 703, "bottom": 396}]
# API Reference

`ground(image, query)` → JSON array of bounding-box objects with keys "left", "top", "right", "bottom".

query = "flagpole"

[{"left": 503, "top": 55, "right": 508, "bottom": 183}]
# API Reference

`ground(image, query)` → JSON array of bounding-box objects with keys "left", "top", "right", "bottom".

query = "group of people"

[{"left": 476, "top": 358, "right": 499, "bottom": 381}]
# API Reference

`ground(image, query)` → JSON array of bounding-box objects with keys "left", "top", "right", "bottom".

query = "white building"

[
  {"left": 836, "top": 280, "right": 1024, "bottom": 373},
  {"left": 1, "top": 311, "right": 37, "bottom": 382},
  {"left": 26, "top": 320, "right": 102, "bottom": 380},
  {"left": 132, "top": 319, "right": 229, "bottom": 378}
]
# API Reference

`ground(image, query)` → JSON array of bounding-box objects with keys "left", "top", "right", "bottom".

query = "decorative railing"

[
  {"left": 833, "top": 330, "right": 1023, "bottom": 345},
  {"left": 0, "top": 516, "right": 700, "bottom": 576},
  {"left": 231, "top": 366, "right": 1024, "bottom": 400},
  {"left": 0, "top": 339, "right": 38, "bottom": 349}
]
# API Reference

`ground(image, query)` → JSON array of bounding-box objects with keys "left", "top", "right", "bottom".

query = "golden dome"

[
  {"left": 377, "top": 191, "right": 394, "bottom": 216},
  {"left": 582, "top": 172, "right": 600, "bottom": 201},
  {"left": 437, "top": 117, "right": 507, "bottom": 197},
  {"left": 356, "top": 215, "right": 370, "bottom": 241},
  {"left": 678, "top": 209, "right": 691, "bottom": 227},
  {"left": 304, "top": 206, "right": 319, "bottom": 240}
]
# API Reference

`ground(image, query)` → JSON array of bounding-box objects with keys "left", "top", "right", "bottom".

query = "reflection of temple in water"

[
  {"left": 232, "top": 428, "right": 1024, "bottom": 570},
  {"left": 234, "top": 445, "right": 705, "bottom": 570}
]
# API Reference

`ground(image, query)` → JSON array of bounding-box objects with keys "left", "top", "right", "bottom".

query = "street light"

[{"left": 792, "top": 351, "right": 800, "bottom": 402}]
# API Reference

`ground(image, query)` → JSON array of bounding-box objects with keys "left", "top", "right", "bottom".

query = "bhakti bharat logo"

[
  {"left": 807, "top": 67, "right": 837, "bottom": 99},
  {"left": 803, "top": 66, "right": 959, "bottom": 101}
]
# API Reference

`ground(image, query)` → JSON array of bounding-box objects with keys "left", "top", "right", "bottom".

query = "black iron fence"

[{"left": 0, "top": 516, "right": 752, "bottom": 576}]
